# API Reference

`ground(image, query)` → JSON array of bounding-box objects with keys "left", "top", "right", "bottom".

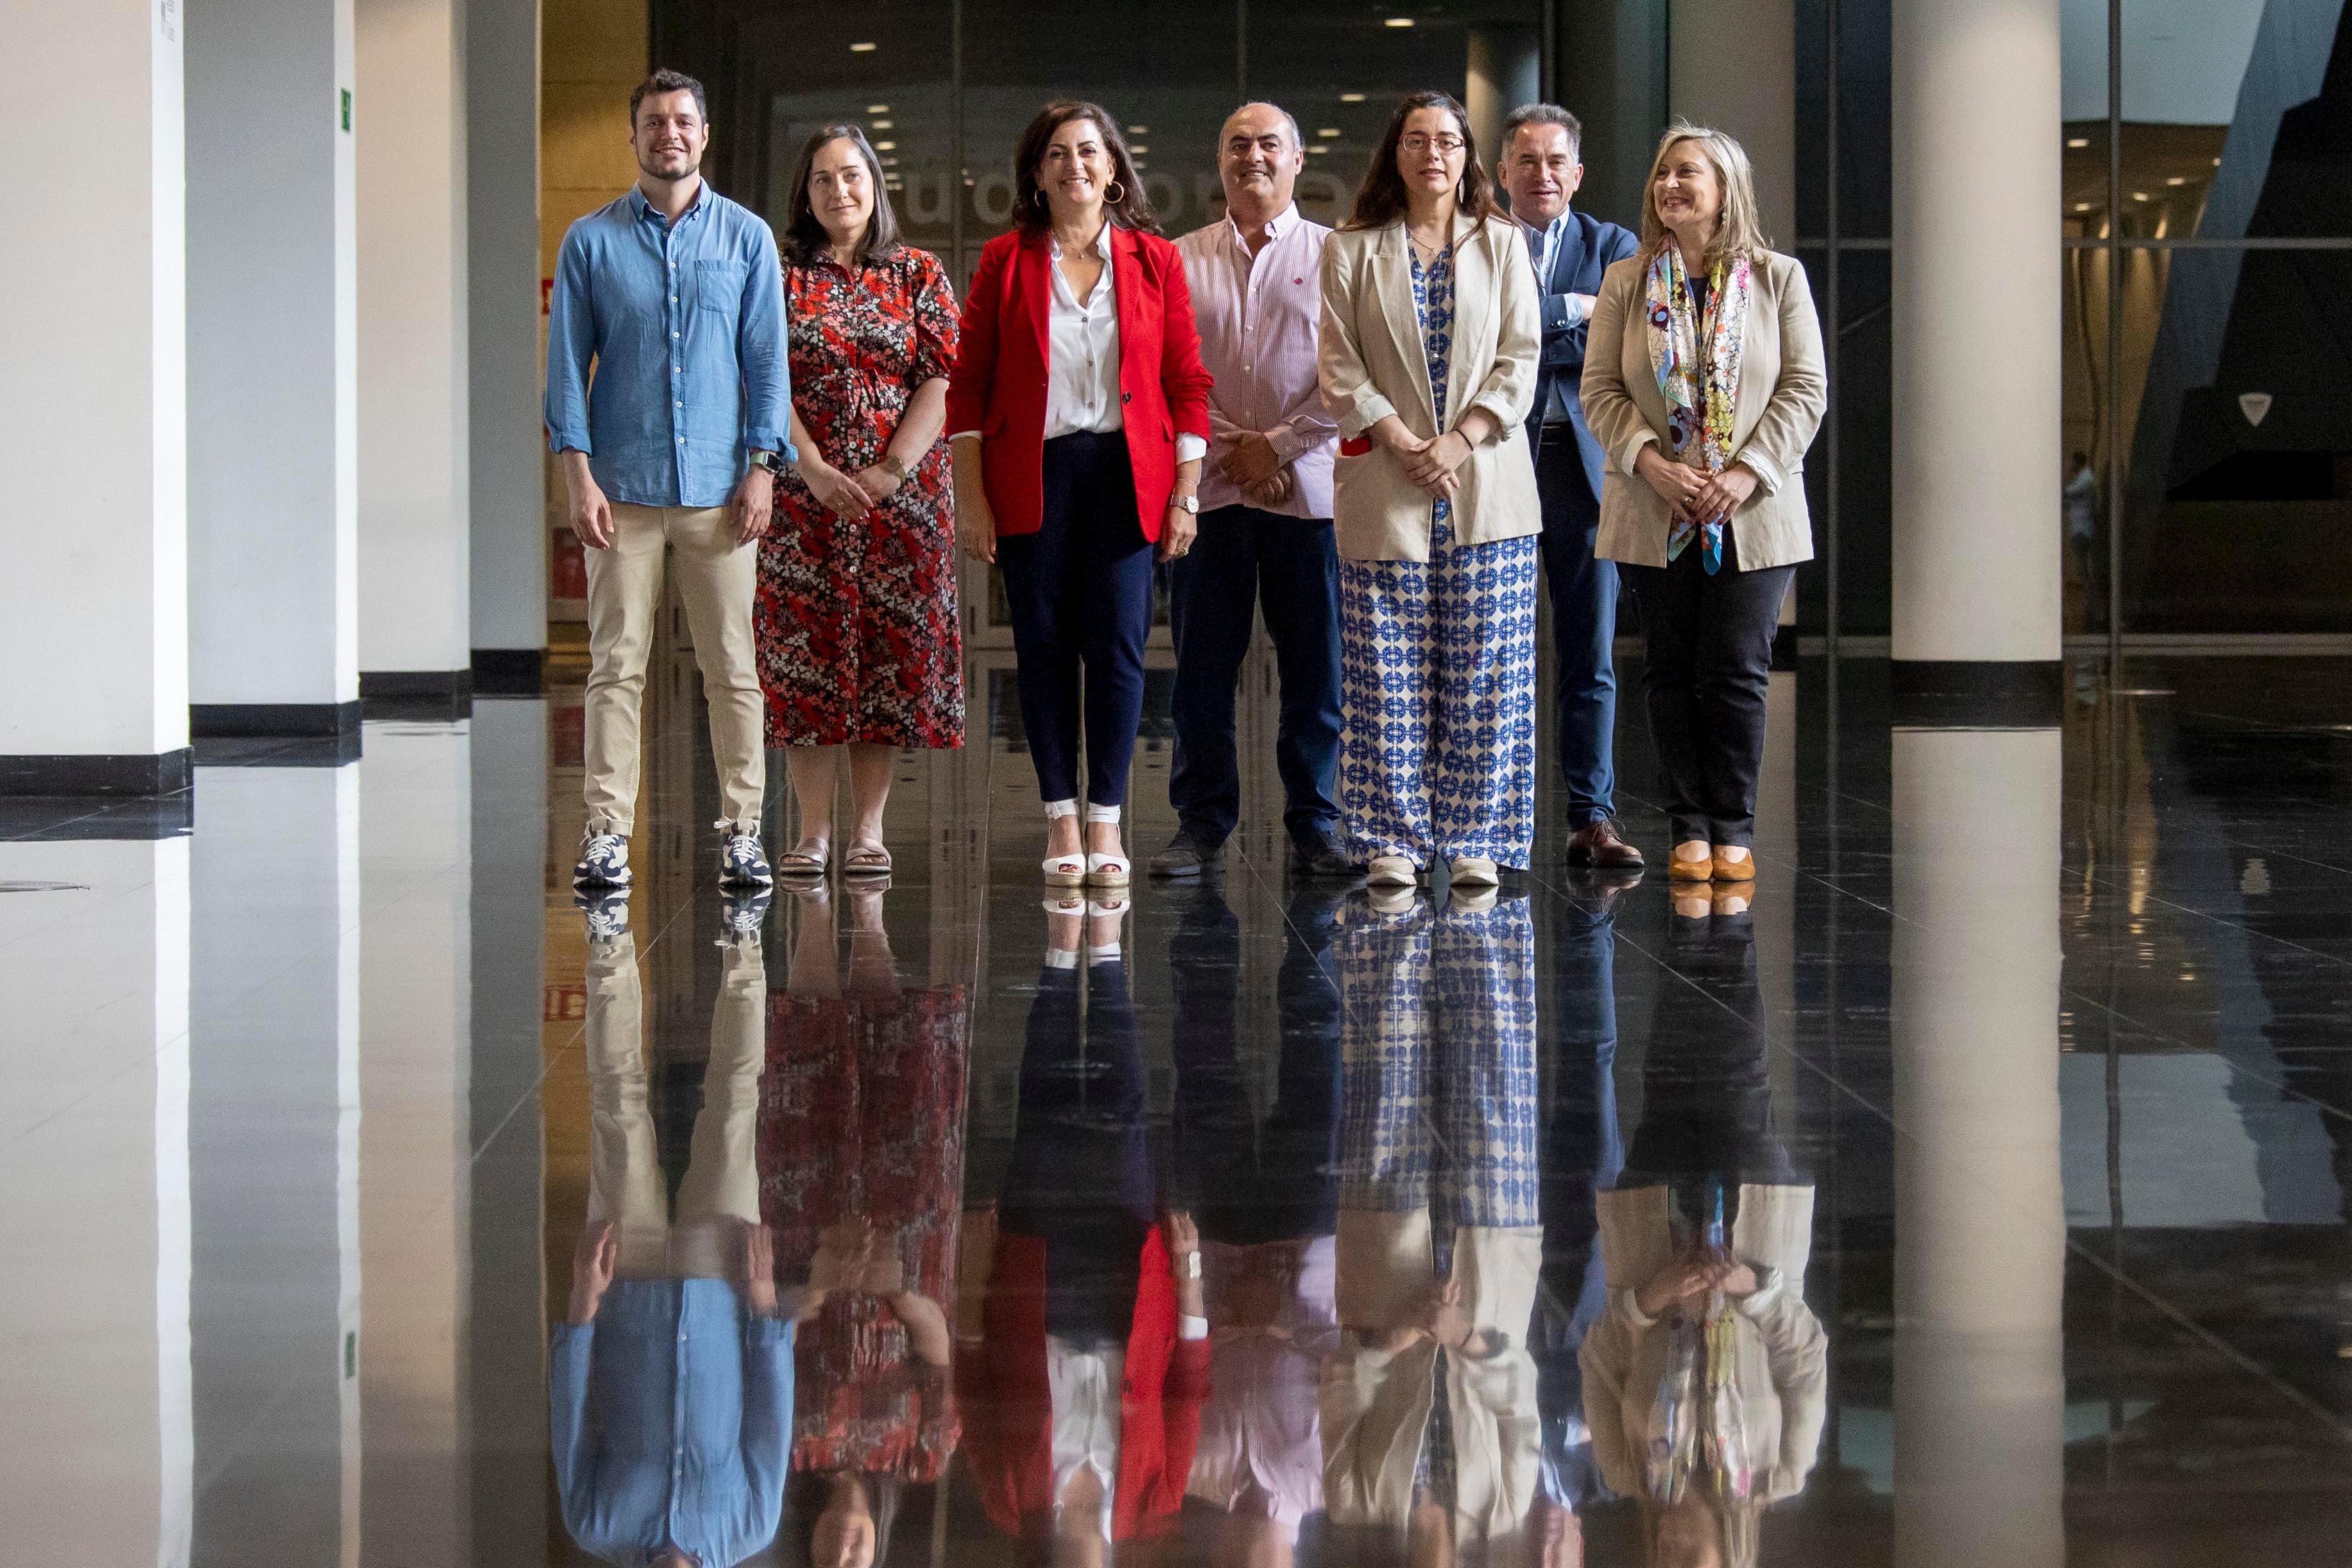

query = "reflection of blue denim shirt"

[
  {"left": 544, "top": 186, "right": 793, "bottom": 508},
  {"left": 549, "top": 1280, "right": 795, "bottom": 1568}
]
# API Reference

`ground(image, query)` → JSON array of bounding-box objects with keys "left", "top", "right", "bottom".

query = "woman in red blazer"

[{"left": 948, "top": 99, "right": 1214, "bottom": 889}]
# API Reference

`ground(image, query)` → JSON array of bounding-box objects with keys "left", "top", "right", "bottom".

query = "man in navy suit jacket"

[{"left": 1498, "top": 105, "right": 1645, "bottom": 869}]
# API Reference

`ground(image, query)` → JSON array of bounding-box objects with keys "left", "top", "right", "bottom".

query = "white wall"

[
  {"left": 0, "top": 1, "right": 187, "bottom": 759},
  {"left": 189, "top": 0, "right": 359, "bottom": 712},
  {"left": 358, "top": 0, "right": 471, "bottom": 676},
  {"left": 468, "top": 0, "right": 548, "bottom": 657},
  {"left": 1669, "top": 0, "right": 1798, "bottom": 248}
]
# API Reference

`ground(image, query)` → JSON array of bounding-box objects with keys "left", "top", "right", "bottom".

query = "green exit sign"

[{"left": 341, "top": 89, "right": 352, "bottom": 133}]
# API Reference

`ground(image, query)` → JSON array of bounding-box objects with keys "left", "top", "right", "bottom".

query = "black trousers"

[
  {"left": 997, "top": 431, "right": 1154, "bottom": 808},
  {"left": 1000, "top": 957, "right": 1154, "bottom": 1347},
  {"left": 1620, "top": 532, "right": 1794, "bottom": 847},
  {"left": 1167, "top": 884, "right": 1342, "bottom": 1244}
]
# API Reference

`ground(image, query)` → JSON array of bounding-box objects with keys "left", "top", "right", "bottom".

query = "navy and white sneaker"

[
  {"left": 574, "top": 832, "right": 633, "bottom": 887},
  {"left": 716, "top": 821, "right": 773, "bottom": 888},
  {"left": 717, "top": 888, "right": 771, "bottom": 948},
  {"left": 574, "top": 888, "right": 632, "bottom": 945}
]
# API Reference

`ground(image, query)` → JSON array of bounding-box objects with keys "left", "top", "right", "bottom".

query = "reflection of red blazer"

[
  {"left": 945, "top": 226, "right": 1214, "bottom": 545},
  {"left": 954, "top": 1223, "right": 1212, "bottom": 1544}
]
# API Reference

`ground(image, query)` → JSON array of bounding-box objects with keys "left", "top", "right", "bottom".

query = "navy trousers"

[
  {"left": 997, "top": 431, "right": 1155, "bottom": 807},
  {"left": 1166, "top": 503, "right": 1344, "bottom": 845},
  {"left": 1534, "top": 434, "right": 1621, "bottom": 829}
]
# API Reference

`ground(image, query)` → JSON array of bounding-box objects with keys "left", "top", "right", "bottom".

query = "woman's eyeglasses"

[{"left": 1399, "top": 134, "right": 1466, "bottom": 156}]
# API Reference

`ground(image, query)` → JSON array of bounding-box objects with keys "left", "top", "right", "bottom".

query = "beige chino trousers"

[
  {"left": 584, "top": 930, "right": 767, "bottom": 1281},
  {"left": 582, "top": 502, "right": 767, "bottom": 836}
]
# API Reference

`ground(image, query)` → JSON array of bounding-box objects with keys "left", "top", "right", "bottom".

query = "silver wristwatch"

[{"left": 1172, "top": 493, "right": 1199, "bottom": 515}]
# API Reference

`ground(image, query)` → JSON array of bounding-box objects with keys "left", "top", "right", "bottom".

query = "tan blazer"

[
  {"left": 1579, "top": 1184, "right": 1828, "bottom": 1505},
  {"left": 1317, "top": 213, "right": 1543, "bottom": 562},
  {"left": 1581, "top": 248, "right": 1828, "bottom": 570},
  {"left": 1322, "top": 1210, "right": 1542, "bottom": 1544}
]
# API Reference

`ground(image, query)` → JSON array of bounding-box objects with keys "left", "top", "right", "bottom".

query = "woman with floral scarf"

[{"left": 1579, "top": 125, "right": 1826, "bottom": 888}]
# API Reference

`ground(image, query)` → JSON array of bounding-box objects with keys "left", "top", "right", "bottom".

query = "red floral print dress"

[{"left": 757, "top": 247, "right": 965, "bottom": 748}]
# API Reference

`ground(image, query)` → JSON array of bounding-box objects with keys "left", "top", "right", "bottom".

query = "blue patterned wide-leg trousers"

[{"left": 1337, "top": 525, "right": 1540, "bottom": 870}]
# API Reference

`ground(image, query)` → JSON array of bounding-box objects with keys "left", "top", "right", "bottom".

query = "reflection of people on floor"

[
  {"left": 957, "top": 903, "right": 1212, "bottom": 1565},
  {"left": 1167, "top": 886, "right": 1347, "bottom": 1562},
  {"left": 1529, "top": 882, "right": 1631, "bottom": 1562},
  {"left": 551, "top": 923, "right": 793, "bottom": 1568},
  {"left": 1323, "top": 895, "right": 1545, "bottom": 1566},
  {"left": 759, "top": 880, "right": 968, "bottom": 1567},
  {"left": 1580, "top": 905, "right": 1825, "bottom": 1567}
]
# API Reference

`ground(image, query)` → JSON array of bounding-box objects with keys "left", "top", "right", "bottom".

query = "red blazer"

[
  {"left": 946, "top": 226, "right": 1214, "bottom": 544},
  {"left": 953, "top": 1223, "right": 1212, "bottom": 1544}
]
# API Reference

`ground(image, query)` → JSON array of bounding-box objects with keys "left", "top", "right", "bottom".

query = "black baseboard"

[
  {"left": 1769, "top": 624, "right": 1799, "bottom": 672},
  {"left": 1890, "top": 658, "right": 2063, "bottom": 728},
  {"left": 0, "top": 748, "right": 194, "bottom": 798},
  {"left": 470, "top": 648, "right": 544, "bottom": 695},
  {"left": 191, "top": 700, "right": 363, "bottom": 738},
  {"left": 360, "top": 668, "right": 474, "bottom": 720}
]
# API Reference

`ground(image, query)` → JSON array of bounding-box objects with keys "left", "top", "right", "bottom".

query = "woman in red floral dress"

[{"left": 760, "top": 123, "right": 963, "bottom": 879}]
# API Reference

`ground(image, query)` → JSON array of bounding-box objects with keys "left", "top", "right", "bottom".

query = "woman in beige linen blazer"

[
  {"left": 1581, "top": 123, "right": 1826, "bottom": 888},
  {"left": 1318, "top": 90, "right": 1544, "bottom": 890}
]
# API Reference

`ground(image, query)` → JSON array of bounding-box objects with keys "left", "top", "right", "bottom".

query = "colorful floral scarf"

[{"left": 1645, "top": 241, "right": 1753, "bottom": 574}]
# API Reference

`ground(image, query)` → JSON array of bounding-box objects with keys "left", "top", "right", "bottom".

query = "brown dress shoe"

[{"left": 1566, "top": 818, "right": 1646, "bottom": 868}]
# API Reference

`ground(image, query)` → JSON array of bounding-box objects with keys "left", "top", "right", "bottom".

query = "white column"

[
  {"left": 467, "top": 0, "right": 547, "bottom": 684},
  {"left": 187, "top": 0, "right": 359, "bottom": 736},
  {"left": 0, "top": 1, "right": 187, "bottom": 793},
  {"left": 0, "top": 838, "right": 194, "bottom": 1565},
  {"left": 1668, "top": 0, "right": 1796, "bottom": 247},
  {"left": 358, "top": 721, "right": 472, "bottom": 1566},
  {"left": 1892, "top": 727, "right": 2066, "bottom": 1568},
  {"left": 357, "top": 0, "right": 471, "bottom": 690},
  {"left": 189, "top": 764, "right": 363, "bottom": 1562},
  {"left": 1891, "top": 0, "right": 2063, "bottom": 669}
]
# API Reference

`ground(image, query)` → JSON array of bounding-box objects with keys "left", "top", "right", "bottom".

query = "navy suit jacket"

[{"left": 1522, "top": 209, "right": 1641, "bottom": 506}]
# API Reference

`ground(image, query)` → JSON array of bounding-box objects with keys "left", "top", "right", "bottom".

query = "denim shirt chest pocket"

[{"left": 692, "top": 259, "right": 748, "bottom": 317}]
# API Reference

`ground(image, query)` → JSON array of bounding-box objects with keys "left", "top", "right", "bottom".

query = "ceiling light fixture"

[
  {"left": 873, "top": 140, "right": 895, "bottom": 150},
  {"left": 2065, "top": 137, "right": 2089, "bottom": 148},
  {"left": 871, "top": 119, "right": 893, "bottom": 129},
  {"left": 1341, "top": 92, "right": 1366, "bottom": 103},
  {"left": 2131, "top": 190, "right": 2149, "bottom": 201},
  {"left": 1385, "top": 16, "right": 1415, "bottom": 26},
  {"left": 1308, "top": 145, "right": 1329, "bottom": 155},
  {"left": 866, "top": 103, "right": 889, "bottom": 114},
  {"left": 1317, "top": 128, "right": 1341, "bottom": 137},
  {"left": 849, "top": 41, "right": 876, "bottom": 52},
  {"left": 2072, "top": 202, "right": 2092, "bottom": 212},
  {"left": 2165, "top": 175, "right": 2186, "bottom": 186},
  {"left": 1127, "top": 125, "right": 1149, "bottom": 135},
  {"left": 1132, "top": 146, "right": 1149, "bottom": 155}
]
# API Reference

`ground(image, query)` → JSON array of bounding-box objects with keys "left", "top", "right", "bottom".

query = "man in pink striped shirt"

[{"left": 1153, "top": 103, "right": 1354, "bottom": 881}]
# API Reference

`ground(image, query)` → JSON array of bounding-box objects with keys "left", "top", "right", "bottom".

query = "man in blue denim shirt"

[{"left": 547, "top": 69, "right": 794, "bottom": 893}]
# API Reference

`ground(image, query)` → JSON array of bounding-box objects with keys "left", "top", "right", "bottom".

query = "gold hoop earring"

[{"left": 1104, "top": 180, "right": 1127, "bottom": 206}]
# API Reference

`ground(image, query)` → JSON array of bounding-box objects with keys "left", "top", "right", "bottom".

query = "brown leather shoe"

[
  {"left": 1566, "top": 818, "right": 1646, "bottom": 868},
  {"left": 1710, "top": 845, "right": 1756, "bottom": 883}
]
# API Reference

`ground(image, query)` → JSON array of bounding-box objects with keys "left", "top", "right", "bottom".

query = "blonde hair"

[{"left": 1638, "top": 121, "right": 1771, "bottom": 275}]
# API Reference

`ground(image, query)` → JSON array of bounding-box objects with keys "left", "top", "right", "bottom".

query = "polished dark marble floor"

[{"left": 6, "top": 655, "right": 2352, "bottom": 1567}]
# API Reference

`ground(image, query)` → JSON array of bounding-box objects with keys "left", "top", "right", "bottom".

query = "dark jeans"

[
  {"left": 997, "top": 431, "right": 1154, "bottom": 808},
  {"left": 1534, "top": 894, "right": 1626, "bottom": 1511},
  {"left": 1621, "top": 533, "right": 1794, "bottom": 847},
  {"left": 1167, "top": 504, "right": 1344, "bottom": 845},
  {"left": 1535, "top": 437, "right": 1621, "bottom": 828},
  {"left": 1622, "top": 911, "right": 1800, "bottom": 1203},
  {"left": 1000, "top": 958, "right": 1155, "bottom": 1347},
  {"left": 1167, "top": 884, "right": 1342, "bottom": 1244}
]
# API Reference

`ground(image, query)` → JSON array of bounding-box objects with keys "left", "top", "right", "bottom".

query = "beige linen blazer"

[
  {"left": 1579, "top": 1184, "right": 1828, "bottom": 1506},
  {"left": 1317, "top": 213, "right": 1543, "bottom": 562},
  {"left": 1580, "top": 248, "right": 1828, "bottom": 570}
]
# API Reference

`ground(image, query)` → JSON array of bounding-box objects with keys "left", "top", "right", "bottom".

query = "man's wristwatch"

[
  {"left": 749, "top": 449, "right": 787, "bottom": 476},
  {"left": 1172, "top": 493, "right": 1199, "bottom": 515}
]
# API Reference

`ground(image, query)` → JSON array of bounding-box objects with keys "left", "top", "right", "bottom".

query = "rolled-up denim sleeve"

[
  {"left": 545, "top": 229, "right": 597, "bottom": 455},
  {"left": 737, "top": 225, "right": 795, "bottom": 461}
]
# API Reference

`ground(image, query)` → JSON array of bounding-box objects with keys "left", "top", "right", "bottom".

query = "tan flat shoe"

[
  {"left": 1710, "top": 845, "right": 1756, "bottom": 884},
  {"left": 1667, "top": 841, "right": 1714, "bottom": 882}
]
